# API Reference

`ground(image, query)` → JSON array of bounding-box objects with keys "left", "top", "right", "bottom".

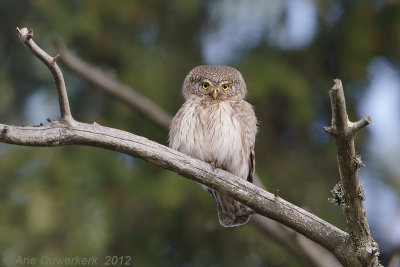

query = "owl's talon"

[{"left": 210, "top": 161, "right": 222, "bottom": 169}]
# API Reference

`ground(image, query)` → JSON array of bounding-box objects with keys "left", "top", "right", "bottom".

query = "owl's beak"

[{"left": 212, "top": 88, "right": 218, "bottom": 100}]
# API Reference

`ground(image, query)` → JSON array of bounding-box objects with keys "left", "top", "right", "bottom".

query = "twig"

[
  {"left": 55, "top": 39, "right": 341, "bottom": 266},
  {"left": 324, "top": 79, "right": 380, "bottom": 266},
  {"left": 54, "top": 38, "right": 172, "bottom": 129},
  {"left": 16, "top": 28, "right": 73, "bottom": 123}
]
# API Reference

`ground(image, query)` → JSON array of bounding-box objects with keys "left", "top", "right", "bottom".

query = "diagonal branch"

[
  {"left": 0, "top": 120, "right": 350, "bottom": 263},
  {"left": 324, "top": 79, "right": 381, "bottom": 266},
  {"left": 16, "top": 28, "right": 73, "bottom": 123},
  {"left": 55, "top": 39, "right": 340, "bottom": 267}
]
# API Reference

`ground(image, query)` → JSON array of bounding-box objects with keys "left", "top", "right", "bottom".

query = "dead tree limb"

[
  {"left": 55, "top": 39, "right": 340, "bottom": 266},
  {"left": 0, "top": 118, "right": 349, "bottom": 263},
  {"left": 324, "top": 79, "right": 380, "bottom": 266},
  {"left": 16, "top": 27, "right": 73, "bottom": 123}
]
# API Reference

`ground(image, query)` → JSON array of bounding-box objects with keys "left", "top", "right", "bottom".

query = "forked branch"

[{"left": 324, "top": 79, "right": 380, "bottom": 266}]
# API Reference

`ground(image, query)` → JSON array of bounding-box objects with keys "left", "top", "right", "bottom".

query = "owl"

[{"left": 169, "top": 65, "right": 257, "bottom": 227}]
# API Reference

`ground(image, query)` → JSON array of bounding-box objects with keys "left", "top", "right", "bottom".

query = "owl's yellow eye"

[
  {"left": 222, "top": 84, "right": 229, "bottom": 91},
  {"left": 202, "top": 82, "right": 209, "bottom": 90}
]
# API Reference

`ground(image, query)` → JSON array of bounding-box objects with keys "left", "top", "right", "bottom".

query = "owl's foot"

[{"left": 210, "top": 161, "right": 222, "bottom": 169}]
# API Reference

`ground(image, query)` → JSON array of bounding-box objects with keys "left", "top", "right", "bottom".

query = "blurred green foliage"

[{"left": 0, "top": 0, "right": 399, "bottom": 266}]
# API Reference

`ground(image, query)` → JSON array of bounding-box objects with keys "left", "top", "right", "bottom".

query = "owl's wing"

[{"left": 247, "top": 146, "right": 255, "bottom": 183}]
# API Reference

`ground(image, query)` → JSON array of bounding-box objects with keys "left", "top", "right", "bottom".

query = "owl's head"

[{"left": 182, "top": 65, "right": 247, "bottom": 100}]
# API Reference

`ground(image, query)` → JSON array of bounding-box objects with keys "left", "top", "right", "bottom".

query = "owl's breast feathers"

[
  {"left": 169, "top": 96, "right": 257, "bottom": 180},
  {"left": 169, "top": 95, "right": 257, "bottom": 227}
]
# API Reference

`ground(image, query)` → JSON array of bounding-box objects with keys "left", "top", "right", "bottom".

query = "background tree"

[{"left": 0, "top": 1, "right": 399, "bottom": 266}]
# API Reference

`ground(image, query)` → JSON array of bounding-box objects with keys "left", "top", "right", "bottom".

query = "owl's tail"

[{"left": 210, "top": 189, "right": 252, "bottom": 227}]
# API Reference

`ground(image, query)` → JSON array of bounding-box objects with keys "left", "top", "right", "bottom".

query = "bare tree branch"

[
  {"left": 0, "top": 120, "right": 350, "bottom": 263},
  {"left": 324, "top": 79, "right": 381, "bottom": 266},
  {"left": 55, "top": 38, "right": 341, "bottom": 266},
  {"left": 16, "top": 28, "right": 73, "bottom": 123}
]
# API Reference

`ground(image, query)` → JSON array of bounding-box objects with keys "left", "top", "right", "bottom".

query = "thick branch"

[
  {"left": 0, "top": 121, "right": 350, "bottom": 262},
  {"left": 54, "top": 39, "right": 172, "bottom": 129},
  {"left": 56, "top": 39, "right": 341, "bottom": 266},
  {"left": 16, "top": 28, "right": 73, "bottom": 122},
  {"left": 325, "top": 79, "right": 380, "bottom": 266}
]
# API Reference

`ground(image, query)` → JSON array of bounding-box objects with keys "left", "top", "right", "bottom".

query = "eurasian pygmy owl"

[{"left": 169, "top": 65, "right": 257, "bottom": 227}]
